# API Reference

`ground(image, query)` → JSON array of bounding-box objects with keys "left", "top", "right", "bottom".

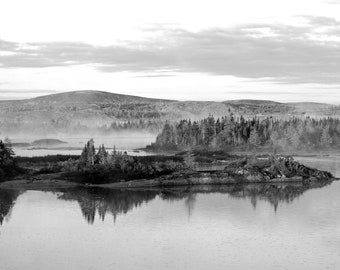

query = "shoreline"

[
  {"left": 0, "top": 179, "right": 81, "bottom": 190},
  {"left": 0, "top": 175, "right": 338, "bottom": 190}
]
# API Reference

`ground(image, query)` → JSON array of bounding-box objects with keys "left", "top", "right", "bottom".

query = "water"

[
  {"left": 295, "top": 155, "right": 340, "bottom": 178},
  {"left": 0, "top": 157, "right": 339, "bottom": 270},
  {"left": 14, "top": 148, "right": 155, "bottom": 157},
  {"left": 12, "top": 135, "right": 156, "bottom": 157}
]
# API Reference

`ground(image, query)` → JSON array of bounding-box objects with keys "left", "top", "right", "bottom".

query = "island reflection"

[
  {"left": 0, "top": 181, "right": 332, "bottom": 226},
  {"left": 0, "top": 189, "right": 22, "bottom": 225},
  {"left": 56, "top": 181, "right": 332, "bottom": 224}
]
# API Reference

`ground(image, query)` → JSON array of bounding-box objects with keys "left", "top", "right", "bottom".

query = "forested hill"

[
  {"left": 149, "top": 115, "right": 340, "bottom": 152},
  {"left": 1, "top": 90, "right": 340, "bottom": 135}
]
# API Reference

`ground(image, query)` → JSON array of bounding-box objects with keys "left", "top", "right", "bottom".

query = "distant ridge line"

[{"left": 0, "top": 90, "right": 336, "bottom": 106}]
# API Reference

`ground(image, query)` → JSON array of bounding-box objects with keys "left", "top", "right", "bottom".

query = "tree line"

[
  {"left": 150, "top": 114, "right": 340, "bottom": 151},
  {"left": 102, "top": 119, "right": 164, "bottom": 133}
]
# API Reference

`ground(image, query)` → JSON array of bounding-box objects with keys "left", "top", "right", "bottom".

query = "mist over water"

[{"left": 8, "top": 132, "right": 157, "bottom": 157}]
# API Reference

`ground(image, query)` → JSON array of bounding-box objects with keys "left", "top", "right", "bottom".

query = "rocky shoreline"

[
  {"left": 1, "top": 174, "right": 335, "bottom": 190},
  {"left": 1, "top": 155, "right": 336, "bottom": 190},
  {"left": 96, "top": 172, "right": 335, "bottom": 189}
]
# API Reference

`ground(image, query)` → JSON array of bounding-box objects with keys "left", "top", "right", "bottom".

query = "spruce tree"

[{"left": 0, "top": 138, "right": 15, "bottom": 167}]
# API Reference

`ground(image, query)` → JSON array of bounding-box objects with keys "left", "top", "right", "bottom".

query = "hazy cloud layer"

[
  {"left": 325, "top": 0, "right": 340, "bottom": 4},
  {"left": 0, "top": 89, "right": 60, "bottom": 94},
  {"left": 1, "top": 16, "right": 340, "bottom": 84}
]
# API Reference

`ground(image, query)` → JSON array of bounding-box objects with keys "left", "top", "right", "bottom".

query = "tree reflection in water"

[
  {"left": 57, "top": 180, "right": 332, "bottom": 224},
  {"left": 58, "top": 188, "right": 159, "bottom": 224},
  {"left": 0, "top": 189, "right": 22, "bottom": 225}
]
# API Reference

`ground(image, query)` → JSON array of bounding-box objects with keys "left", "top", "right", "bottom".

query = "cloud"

[
  {"left": 226, "top": 90, "right": 336, "bottom": 98},
  {"left": 0, "top": 89, "right": 60, "bottom": 94},
  {"left": 1, "top": 16, "right": 340, "bottom": 84},
  {"left": 297, "top": 15, "right": 339, "bottom": 26},
  {"left": 131, "top": 74, "right": 177, "bottom": 78},
  {"left": 325, "top": 0, "right": 340, "bottom": 4}
]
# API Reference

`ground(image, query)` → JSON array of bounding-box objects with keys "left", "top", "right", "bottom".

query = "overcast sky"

[{"left": 1, "top": 0, "right": 340, "bottom": 102}]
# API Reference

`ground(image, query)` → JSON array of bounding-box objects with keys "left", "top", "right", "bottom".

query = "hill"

[
  {"left": 1, "top": 90, "right": 340, "bottom": 136},
  {"left": 31, "top": 90, "right": 172, "bottom": 104},
  {"left": 225, "top": 99, "right": 281, "bottom": 105}
]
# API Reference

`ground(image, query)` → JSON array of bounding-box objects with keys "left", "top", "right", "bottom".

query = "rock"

[{"left": 224, "top": 155, "right": 333, "bottom": 181}]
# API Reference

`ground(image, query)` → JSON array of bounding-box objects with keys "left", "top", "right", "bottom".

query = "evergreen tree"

[
  {"left": 248, "top": 128, "right": 262, "bottom": 147},
  {"left": 320, "top": 126, "right": 332, "bottom": 147},
  {"left": 79, "top": 138, "right": 96, "bottom": 167},
  {"left": 0, "top": 138, "right": 15, "bottom": 167},
  {"left": 96, "top": 144, "right": 108, "bottom": 165}
]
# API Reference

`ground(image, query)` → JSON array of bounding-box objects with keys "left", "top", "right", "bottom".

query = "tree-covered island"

[{"left": 148, "top": 114, "right": 340, "bottom": 152}]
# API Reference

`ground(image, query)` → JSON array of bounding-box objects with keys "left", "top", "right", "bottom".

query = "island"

[
  {"left": 11, "top": 138, "right": 67, "bottom": 149},
  {"left": 0, "top": 137, "right": 336, "bottom": 189}
]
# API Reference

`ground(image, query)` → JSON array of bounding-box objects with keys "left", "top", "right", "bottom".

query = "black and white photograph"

[{"left": 0, "top": 0, "right": 340, "bottom": 269}]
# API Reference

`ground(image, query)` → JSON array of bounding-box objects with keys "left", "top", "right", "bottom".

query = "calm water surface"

[
  {"left": 0, "top": 157, "right": 339, "bottom": 270},
  {"left": 12, "top": 135, "right": 156, "bottom": 157}
]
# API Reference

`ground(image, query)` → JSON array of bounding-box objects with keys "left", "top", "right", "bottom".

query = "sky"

[{"left": 0, "top": 0, "right": 340, "bottom": 102}]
